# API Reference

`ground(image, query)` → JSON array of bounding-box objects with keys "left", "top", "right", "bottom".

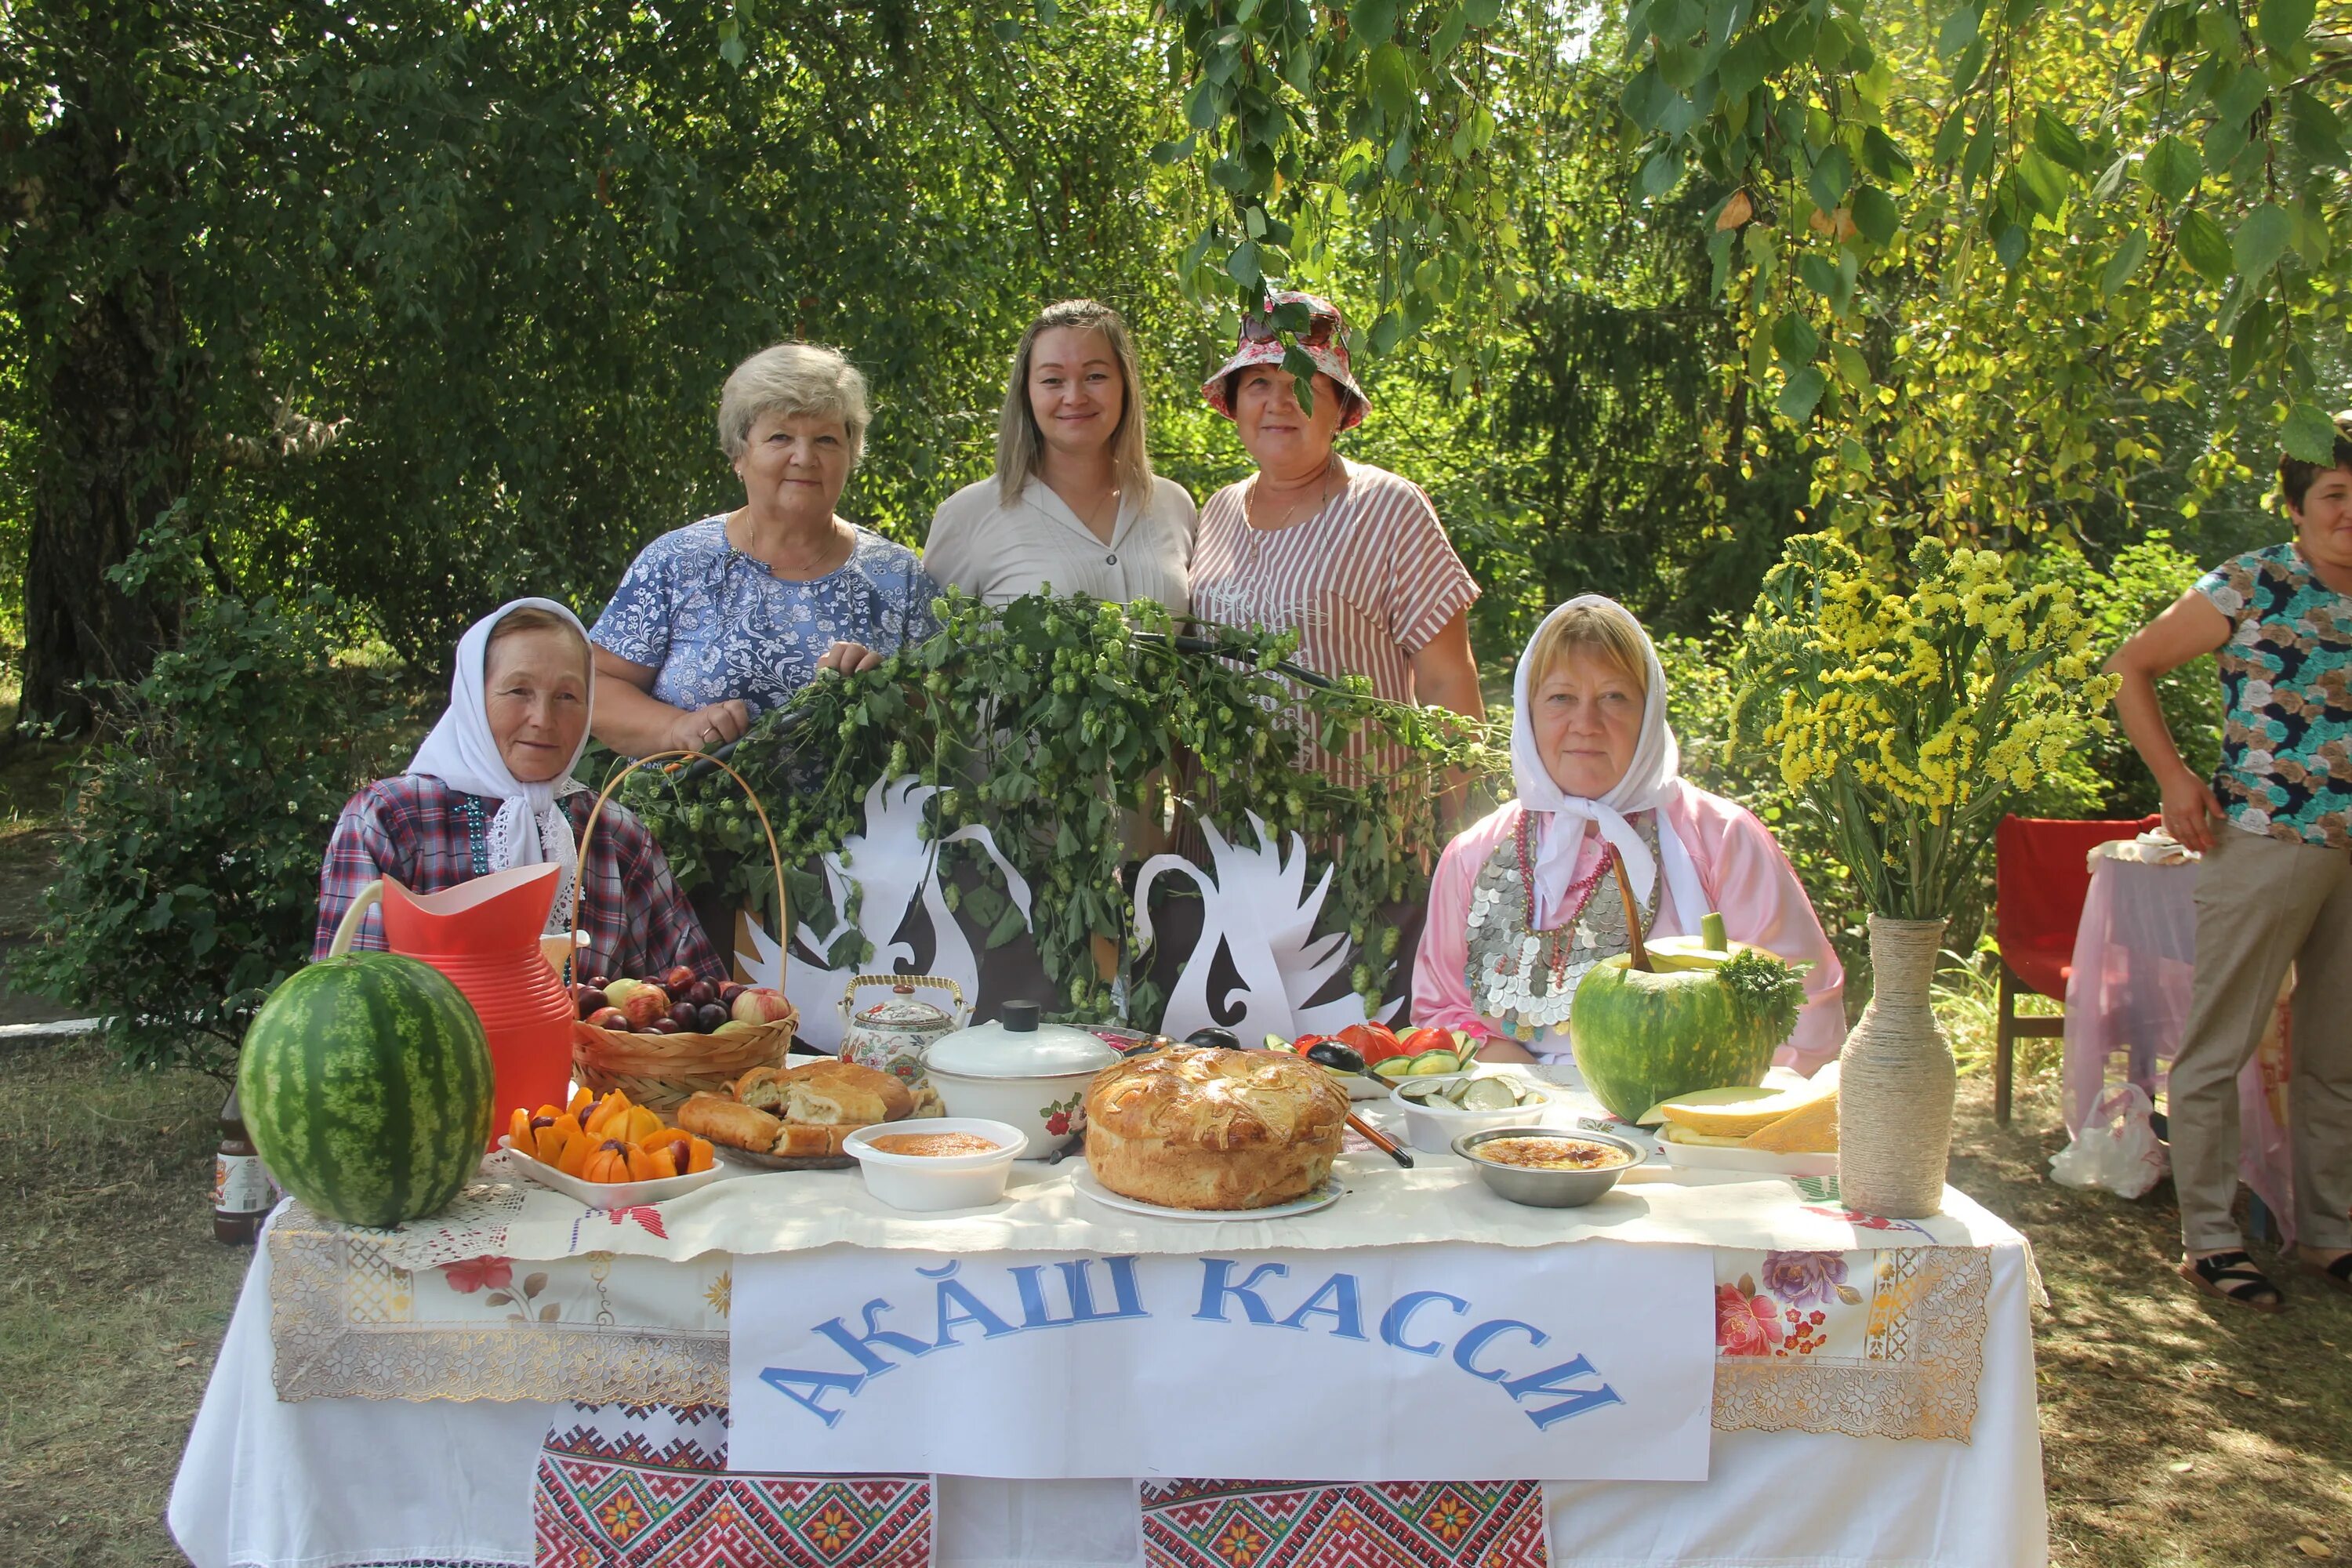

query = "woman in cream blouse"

[{"left": 925, "top": 299, "right": 1196, "bottom": 611}]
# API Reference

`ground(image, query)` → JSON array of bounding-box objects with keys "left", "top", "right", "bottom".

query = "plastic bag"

[{"left": 2048, "top": 1082, "right": 2169, "bottom": 1199}]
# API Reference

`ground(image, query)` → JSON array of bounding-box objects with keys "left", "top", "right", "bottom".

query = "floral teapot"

[{"left": 837, "top": 975, "right": 967, "bottom": 1088}]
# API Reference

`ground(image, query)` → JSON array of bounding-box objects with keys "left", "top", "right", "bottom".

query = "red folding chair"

[{"left": 1990, "top": 814, "right": 2161, "bottom": 1123}]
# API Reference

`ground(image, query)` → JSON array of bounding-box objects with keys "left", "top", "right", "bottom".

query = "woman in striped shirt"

[{"left": 1189, "top": 292, "right": 1483, "bottom": 728}]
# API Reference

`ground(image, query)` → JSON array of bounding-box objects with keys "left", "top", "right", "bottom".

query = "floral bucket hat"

[{"left": 1200, "top": 289, "right": 1368, "bottom": 431}]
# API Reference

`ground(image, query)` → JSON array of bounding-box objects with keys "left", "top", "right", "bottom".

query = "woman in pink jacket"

[{"left": 1413, "top": 596, "right": 1846, "bottom": 1072}]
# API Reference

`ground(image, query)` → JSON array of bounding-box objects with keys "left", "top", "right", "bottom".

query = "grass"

[{"left": 0, "top": 1036, "right": 250, "bottom": 1566}]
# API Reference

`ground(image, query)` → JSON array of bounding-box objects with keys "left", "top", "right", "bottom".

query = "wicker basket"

[
  {"left": 571, "top": 1017, "right": 797, "bottom": 1114},
  {"left": 565, "top": 747, "right": 793, "bottom": 1113}
]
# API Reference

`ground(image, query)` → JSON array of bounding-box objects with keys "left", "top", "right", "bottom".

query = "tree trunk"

[{"left": 13, "top": 111, "right": 194, "bottom": 735}]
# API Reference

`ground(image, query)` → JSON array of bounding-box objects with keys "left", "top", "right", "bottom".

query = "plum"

[
  {"left": 696, "top": 1002, "right": 731, "bottom": 1033},
  {"left": 670, "top": 1001, "right": 699, "bottom": 1030},
  {"left": 684, "top": 981, "right": 717, "bottom": 1007},
  {"left": 586, "top": 1007, "right": 632, "bottom": 1033},
  {"left": 664, "top": 965, "right": 699, "bottom": 991}
]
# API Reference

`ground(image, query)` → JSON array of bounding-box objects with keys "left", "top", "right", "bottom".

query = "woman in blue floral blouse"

[{"left": 590, "top": 343, "right": 942, "bottom": 758}]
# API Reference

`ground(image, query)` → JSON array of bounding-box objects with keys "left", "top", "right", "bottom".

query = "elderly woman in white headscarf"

[
  {"left": 1413, "top": 596, "right": 1845, "bottom": 1070},
  {"left": 314, "top": 598, "right": 722, "bottom": 985}
]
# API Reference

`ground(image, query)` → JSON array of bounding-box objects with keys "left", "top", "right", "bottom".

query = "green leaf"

[
  {"left": 2142, "top": 136, "right": 2201, "bottom": 205},
  {"left": 1369, "top": 42, "right": 1415, "bottom": 120},
  {"left": 2228, "top": 296, "right": 2273, "bottom": 383},
  {"left": 2233, "top": 201, "right": 2292, "bottom": 279},
  {"left": 1932, "top": 111, "right": 1969, "bottom": 166},
  {"left": 1849, "top": 184, "right": 1898, "bottom": 245},
  {"left": 2256, "top": 0, "right": 2315, "bottom": 57},
  {"left": 2175, "top": 209, "right": 2235, "bottom": 284},
  {"left": 1640, "top": 147, "right": 1682, "bottom": 198},
  {"left": 1462, "top": 0, "right": 1503, "bottom": 25},
  {"left": 1772, "top": 311, "right": 1820, "bottom": 364},
  {"left": 1621, "top": 63, "right": 1672, "bottom": 131},
  {"left": 1184, "top": 79, "right": 1223, "bottom": 131},
  {"left": 2282, "top": 402, "right": 2341, "bottom": 463},
  {"left": 1961, "top": 121, "right": 1998, "bottom": 188},
  {"left": 1796, "top": 251, "right": 1844, "bottom": 302},
  {"left": 990, "top": 17, "right": 1023, "bottom": 42},
  {"left": 1349, "top": 0, "right": 1398, "bottom": 43},
  {"left": 1225, "top": 240, "right": 1265, "bottom": 289},
  {"left": 1936, "top": 2, "right": 1980, "bottom": 60},
  {"left": 1718, "top": 34, "right": 1775, "bottom": 99},
  {"left": 2032, "top": 108, "right": 2089, "bottom": 173},
  {"left": 1860, "top": 126, "right": 1914, "bottom": 185},
  {"left": 2015, "top": 148, "right": 2067, "bottom": 216},
  {"left": 1994, "top": 221, "right": 2027, "bottom": 270},
  {"left": 2100, "top": 227, "right": 2149, "bottom": 299},
  {"left": 1829, "top": 341, "right": 1872, "bottom": 392},
  {"left": 1776, "top": 365, "right": 1827, "bottom": 420},
  {"left": 1807, "top": 144, "right": 1853, "bottom": 211}
]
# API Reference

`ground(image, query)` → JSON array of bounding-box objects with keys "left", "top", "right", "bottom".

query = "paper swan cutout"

[
  {"left": 1135, "top": 813, "right": 1396, "bottom": 1044},
  {"left": 736, "top": 775, "right": 1032, "bottom": 1053}
]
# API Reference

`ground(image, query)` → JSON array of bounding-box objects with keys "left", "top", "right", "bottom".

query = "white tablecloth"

[
  {"left": 169, "top": 1217, "right": 2049, "bottom": 1567},
  {"left": 2061, "top": 852, "right": 2295, "bottom": 1236}
]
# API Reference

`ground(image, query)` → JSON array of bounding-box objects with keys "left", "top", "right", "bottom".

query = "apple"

[
  {"left": 712, "top": 1019, "right": 757, "bottom": 1036},
  {"left": 684, "top": 981, "right": 717, "bottom": 1007},
  {"left": 603, "top": 977, "right": 644, "bottom": 1008},
  {"left": 719, "top": 982, "right": 748, "bottom": 1004},
  {"left": 669, "top": 1001, "right": 700, "bottom": 1030},
  {"left": 572, "top": 984, "right": 608, "bottom": 1019},
  {"left": 696, "top": 1002, "right": 731, "bottom": 1033},
  {"left": 664, "top": 965, "right": 699, "bottom": 992},
  {"left": 731, "top": 987, "right": 791, "bottom": 1025},
  {"left": 586, "top": 1007, "right": 632, "bottom": 1033},
  {"left": 614, "top": 982, "right": 670, "bottom": 1030}
]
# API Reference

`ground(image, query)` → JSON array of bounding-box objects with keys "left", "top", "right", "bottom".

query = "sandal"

[
  {"left": 2299, "top": 1250, "right": 2352, "bottom": 1298},
  {"left": 2178, "top": 1250, "right": 2285, "bottom": 1313}
]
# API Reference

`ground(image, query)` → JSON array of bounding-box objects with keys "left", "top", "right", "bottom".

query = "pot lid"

[
  {"left": 924, "top": 1000, "right": 1122, "bottom": 1079},
  {"left": 850, "top": 984, "right": 959, "bottom": 1033}
]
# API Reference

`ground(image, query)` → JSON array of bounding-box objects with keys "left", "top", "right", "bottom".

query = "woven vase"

[{"left": 1835, "top": 915, "right": 1955, "bottom": 1218}]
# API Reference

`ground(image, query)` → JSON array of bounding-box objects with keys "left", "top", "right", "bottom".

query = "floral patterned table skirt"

[{"left": 270, "top": 1193, "right": 1991, "bottom": 1447}]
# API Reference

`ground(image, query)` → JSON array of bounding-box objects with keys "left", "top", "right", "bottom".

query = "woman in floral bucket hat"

[{"left": 1190, "top": 291, "right": 1483, "bottom": 759}]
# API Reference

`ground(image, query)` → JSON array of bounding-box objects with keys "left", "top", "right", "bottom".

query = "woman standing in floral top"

[
  {"left": 2108, "top": 416, "right": 2352, "bottom": 1311},
  {"left": 590, "top": 343, "right": 942, "bottom": 758}
]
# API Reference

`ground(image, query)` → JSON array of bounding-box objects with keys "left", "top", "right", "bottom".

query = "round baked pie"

[{"left": 1083, "top": 1047, "right": 1351, "bottom": 1210}]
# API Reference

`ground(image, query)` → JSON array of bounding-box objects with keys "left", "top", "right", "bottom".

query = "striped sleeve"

[
  {"left": 313, "top": 786, "right": 402, "bottom": 958},
  {"left": 1370, "top": 473, "right": 1478, "bottom": 654}
]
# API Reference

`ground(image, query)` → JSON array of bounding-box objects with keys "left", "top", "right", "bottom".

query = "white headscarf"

[
  {"left": 1509, "top": 595, "right": 1708, "bottom": 934},
  {"left": 407, "top": 597, "right": 594, "bottom": 935}
]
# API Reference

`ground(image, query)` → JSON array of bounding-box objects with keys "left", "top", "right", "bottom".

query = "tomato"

[
  {"left": 1399, "top": 1026, "right": 1456, "bottom": 1058},
  {"left": 1339, "top": 1020, "right": 1404, "bottom": 1064}
]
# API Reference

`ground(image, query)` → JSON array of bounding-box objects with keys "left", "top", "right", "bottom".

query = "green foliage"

[
  {"left": 1715, "top": 945, "right": 1809, "bottom": 1040},
  {"left": 21, "top": 521, "right": 412, "bottom": 1074},
  {"left": 1617, "top": 0, "right": 2352, "bottom": 535},
  {"left": 625, "top": 592, "right": 1504, "bottom": 1023},
  {"left": 1728, "top": 532, "right": 2120, "bottom": 920}
]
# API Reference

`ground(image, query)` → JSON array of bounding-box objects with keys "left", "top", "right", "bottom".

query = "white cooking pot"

[{"left": 921, "top": 1000, "right": 1123, "bottom": 1159}]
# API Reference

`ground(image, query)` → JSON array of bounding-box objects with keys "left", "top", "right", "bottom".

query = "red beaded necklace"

[{"left": 1512, "top": 811, "right": 1617, "bottom": 987}]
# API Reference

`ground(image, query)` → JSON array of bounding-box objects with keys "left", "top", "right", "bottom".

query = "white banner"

[{"left": 730, "top": 1241, "right": 1715, "bottom": 1482}]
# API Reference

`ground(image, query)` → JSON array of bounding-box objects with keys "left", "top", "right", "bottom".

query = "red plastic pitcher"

[{"left": 329, "top": 864, "right": 576, "bottom": 1144}]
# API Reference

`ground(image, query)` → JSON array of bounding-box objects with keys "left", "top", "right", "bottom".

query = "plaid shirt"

[{"left": 312, "top": 775, "right": 723, "bottom": 985}]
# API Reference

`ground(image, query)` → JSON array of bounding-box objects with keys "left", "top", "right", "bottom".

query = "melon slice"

[
  {"left": 1740, "top": 1092, "right": 1839, "bottom": 1153},
  {"left": 1659, "top": 1124, "right": 1751, "bottom": 1147},
  {"left": 1653, "top": 1067, "right": 1837, "bottom": 1138},
  {"left": 1635, "top": 1083, "right": 1781, "bottom": 1127}
]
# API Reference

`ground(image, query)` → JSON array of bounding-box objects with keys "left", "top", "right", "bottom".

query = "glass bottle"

[{"left": 212, "top": 1087, "right": 276, "bottom": 1244}]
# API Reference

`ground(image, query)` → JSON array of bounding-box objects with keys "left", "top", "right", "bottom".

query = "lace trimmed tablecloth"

[{"left": 269, "top": 1167, "right": 2003, "bottom": 1444}]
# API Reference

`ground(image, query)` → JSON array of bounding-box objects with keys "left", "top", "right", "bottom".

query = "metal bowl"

[{"left": 1452, "top": 1125, "right": 1642, "bottom": 1208}]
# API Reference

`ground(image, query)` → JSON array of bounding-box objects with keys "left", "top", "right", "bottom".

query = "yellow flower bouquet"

[
  {"left": 1729, "top": 532, "right": 2121, "bottom": 922},
  {"left": 1727, "top": 532, "right": 2120, "bottom": 1218}
]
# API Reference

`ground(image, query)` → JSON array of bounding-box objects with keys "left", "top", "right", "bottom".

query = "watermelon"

[
  {"left": 1567, "top": 938, "right": 1808, "bottom": 1122},
  {"left": 238, "top": 953, "right": 494, "bottom": 1227}
]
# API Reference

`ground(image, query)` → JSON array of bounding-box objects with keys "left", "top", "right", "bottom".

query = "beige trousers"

[{"left": 2172, "top": 823, "right": 2352, "bottom": 1252}]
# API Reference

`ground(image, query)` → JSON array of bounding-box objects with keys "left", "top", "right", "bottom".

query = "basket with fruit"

[{"left": 565, "top": 749, "right": 800, "bottom": 1113}]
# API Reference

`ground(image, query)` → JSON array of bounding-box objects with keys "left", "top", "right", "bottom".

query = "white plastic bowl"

[
  {"left": 842, "top": 1118, "right": 1025, "bottom": 1212},
  {"left": 1390, "top": 1073, "right": 1561, "bottom": 1155}
]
